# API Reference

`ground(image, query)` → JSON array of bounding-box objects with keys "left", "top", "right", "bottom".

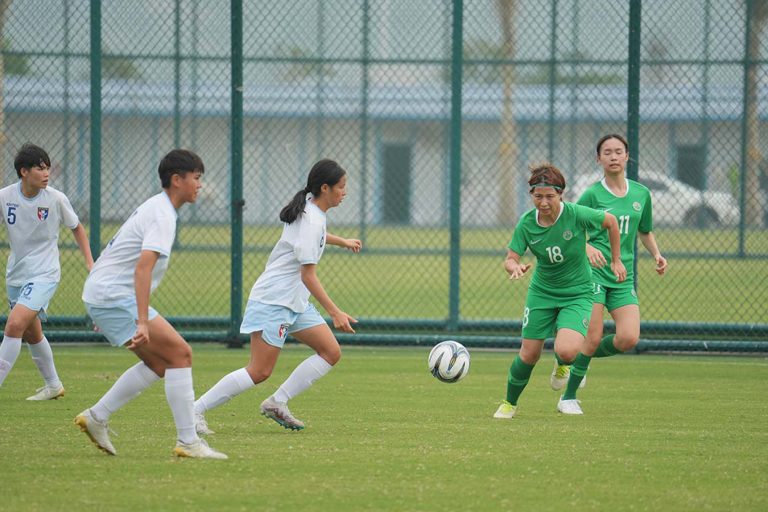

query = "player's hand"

[
  {"left": 611, "top": 260, "right": 627, "bottom": 283},
  {"left": 127, "top": 322, "right": 150, "bottom": 350},
  {"left": 587, "top": 244, "right": 607, "bottom": 268},
  {"left": 655, "top": 254, "right": 668, "bottom": 276},
  {"left": 345, "top": 238, "right": 362, "bottom": 253},
  {"left": 331, "top": 311, "right": 357, "bottom": 333},
  {"left": 505, "top": 261, "right": 532, "bottom": 280}
]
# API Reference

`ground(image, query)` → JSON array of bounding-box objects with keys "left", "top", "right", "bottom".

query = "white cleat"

[
  {"left": 493, "top": 400, "right": 518, "bottom": 419},
  {"left": 195, "top": 412, "right": 214, "bottom": 435},
  {"left": 550, "top": 362, "right": 570, "bottom": 390},
  {"left": 173, "top": 438, "right": 228, "bottom": 459},
  {"left": 557, "top": 397, "right": 584, "bottom": 415},
  {"left": 26, "top": 385, "right": 65, "bottom": 401},
  {"left": 260, "top": 396, "right": 305, "bottom": 430},
  {"left": 74, "top": 409, "right": 117, "bottom": 455}
]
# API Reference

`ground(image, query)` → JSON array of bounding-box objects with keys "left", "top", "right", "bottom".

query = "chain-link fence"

[{"left": 0, "top": 0, "right": 766, "bottom": 348}]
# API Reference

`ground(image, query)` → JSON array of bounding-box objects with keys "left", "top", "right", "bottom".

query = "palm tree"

[
  {"left": 0, "top": 0, "right": 12, "bottom": 186},
  {"left": 496, "top": 0, "right": 519, "bottom": 225},
  {"left": 744, "top": 0, "right": 767, "bottom": 227}
]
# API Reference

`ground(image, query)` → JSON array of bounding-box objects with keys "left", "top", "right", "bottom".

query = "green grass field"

[{"left": 1, "top": 344, "right": 766, "bottom": 511}]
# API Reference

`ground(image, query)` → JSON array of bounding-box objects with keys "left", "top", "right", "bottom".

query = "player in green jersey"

[
  {"left": 557, "top": 134, "right": 667, "bottom": 414},
  {"left": 493, "top": 163, "right": 626, "bottom": 420}
]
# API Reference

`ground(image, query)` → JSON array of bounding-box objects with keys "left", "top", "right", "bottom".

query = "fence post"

[
  {"left": 89, "top": 0, "right": 101, "bottom": 259},
  {"left": 448, "top": 0, "right": 463, "bottom": 332},
  {"left": 228, "top": 0, "right": 244, "bottom": 347},
  {"left": 627, "top": 0, "right": 641, "bottom": 288}
]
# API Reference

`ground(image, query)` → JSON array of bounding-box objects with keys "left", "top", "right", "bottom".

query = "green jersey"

[
  {"left": 577, "top": 178, "right": 653, "bottom": 288},
  {"left": 508, "top": 202, "right": 605, "bottom": 300}
]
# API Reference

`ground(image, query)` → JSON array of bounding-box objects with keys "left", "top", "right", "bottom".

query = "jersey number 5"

[{"left": 6, "top": 205, "right": 16, "bottom": 225}]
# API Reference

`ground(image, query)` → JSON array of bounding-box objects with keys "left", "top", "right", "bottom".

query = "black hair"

[
  {"left": 528, "top": 162, "right": 566, "bottom": 193},
  {"left": 279, "top": 159, "right": 346, "bottom": 224},
  {"left": 596, "top": 134, "right": 629, "bottom": 155},
  {"left": 157, "top": 149, "right": 205, "bottom": 188},
  {"left": 14, "top": 143, "right": 51, "bottom": 178}
]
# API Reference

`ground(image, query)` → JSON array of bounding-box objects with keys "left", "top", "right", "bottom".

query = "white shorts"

[
  {"left": 7, "top": 281, "right": 59, "bottom": 321},
  {"left": 84, "top": 298, "right": 160, "bottom": 347},
  {"left": 240, "top": 300, "right": 326, "bottom": 348}
]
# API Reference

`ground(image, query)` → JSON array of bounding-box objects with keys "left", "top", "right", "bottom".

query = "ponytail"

[
  {"left": 279, "top": 188, "right": 309, "bottom": 224},
  {"left": 280, "top": 159, "right": 346, "bottom": 224}
]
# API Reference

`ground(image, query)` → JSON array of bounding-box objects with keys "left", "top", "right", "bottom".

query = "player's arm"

[
  {"left": 601, "top": 213, "right": 627, "bottom": 282},
  {"left": 504, "top": 249, "right": 531, "bottom": 280},
  {"left": 71, "top": 223, "right": 95, "bottom": 271},
  {"left": 300, "top": 263, "right": 357, "bottom": 333},
  {"left": 326, "top": 233, "right": 362, "bottom": 253},
  {"left": 130, "top": 250, "right": 160, "bottom": 348},
  {"left": 638, "top": 231, "right": 667, "bottom": 275}
]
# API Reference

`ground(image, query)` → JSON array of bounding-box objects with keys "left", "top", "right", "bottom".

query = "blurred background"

[{"left": 0, "top": 0, "right": 766, "bottom": 347}]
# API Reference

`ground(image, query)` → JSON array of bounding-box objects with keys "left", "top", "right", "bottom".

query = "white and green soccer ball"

[{"left": 428, "top": 340, "right": 470, "bottom": 383}]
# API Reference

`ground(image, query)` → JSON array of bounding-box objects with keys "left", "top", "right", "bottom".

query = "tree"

[
  {"left": 0, "top": 0, "right": 12, "bottom": 186},
  {"left": 744, "top": 0, "right": 767, "bottom": 227},
  {"left": 496, "top": 0, "right": 519, "bottom": 225}
]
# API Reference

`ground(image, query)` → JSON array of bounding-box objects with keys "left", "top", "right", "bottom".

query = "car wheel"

[{"left": 684, "top": 206, "right": 720, "bottom": 228}]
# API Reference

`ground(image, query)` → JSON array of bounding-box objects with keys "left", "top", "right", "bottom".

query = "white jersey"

[
  {"left": 249, "top": 199, "right": 327, "bottom": 313},
  {"left": 0, "top": 182, "right": 80, "bottom": 285},
  {"left": 82, "top": 192, "right": 177, "bottom": 305}
]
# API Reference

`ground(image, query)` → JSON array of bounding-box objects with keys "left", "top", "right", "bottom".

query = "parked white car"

[{"left": 568, "top": 171, "right": 740, "bottom": 228}]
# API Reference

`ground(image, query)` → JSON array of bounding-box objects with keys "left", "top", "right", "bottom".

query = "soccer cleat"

[
  {"left": 173, "top": 438, "right": 228, "bottom": 459},
  {"left": 557, "top": 397, "right": 584, "bottom": 415},
  {"left": 195, "top": 412, "right": 214, "bottom": 435},
  {"left": 493, "top": 400, "right": 517, "bottom": 419},
  {"left": 260, "top": 396, "right": 305, "bottom": 431},
  {"left": 550, "top": 362, "right": 570, "bottom": 390},
  {"left": 26, "top": 385, "right": 65, "bottom": 401},
  {"left": 74, "top": 409, "right": 117, "bottom": 455}
]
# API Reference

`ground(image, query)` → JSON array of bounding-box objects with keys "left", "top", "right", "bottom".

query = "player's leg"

[
  {"left": 75, "top": 303, "right": 162, "bottom": 456},
  {"left": 558, "top": 299, "right": 606, "bottom": 397},
  {"left": 555, "top": 300, "right": 592, "bottom": 414},
  {"left": 193, "top": 331, "right": 279, "bottom": 434},
  {"left": 0, "top": 302, "right": 38, "bottom": 387},
  {"left": 131, "top": 315, "right": 225, "bottom": 458},
  {"left": 260, "top": 305, "right": 333, "bottom": 430},
  {"left": 594, "top": 290, "right": 639, "bottom": 357},
  {"left": 24, "top": 318, "right": 65, "bottom": 400}
]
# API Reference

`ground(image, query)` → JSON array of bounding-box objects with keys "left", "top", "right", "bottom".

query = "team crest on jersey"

[
  {"left": 582, "top": 318, "right": 589, "bottom": 329},
  {"left": 37, "top": 207, "right": 49, "bottom": 221},
  {"left": 633, "top": 201, "right": 642, "bottom": 211},
  {"left": 278, "top": 322, "right": 290, "bottom": 339},
  {"left": 562, "top": 230, "right": 573, "bottom": 240}
]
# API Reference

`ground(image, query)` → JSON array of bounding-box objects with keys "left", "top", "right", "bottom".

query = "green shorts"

[
  {"left": 521, "top": 298, "right": 593, "bottom": 339},
  {"left": 592, "top": 283, "right": 639, "bottom": 312}
]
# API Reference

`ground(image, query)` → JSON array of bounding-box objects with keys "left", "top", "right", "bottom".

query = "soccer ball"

[{"left": 428, "top": 340, "right": 470, "bottom": 383}]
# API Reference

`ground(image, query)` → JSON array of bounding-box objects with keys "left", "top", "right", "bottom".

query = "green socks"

[
  {"left": 593, "top": 334, "right": 622, "bottom": 358},
  {"left": 506, "top": 356, "right": 535, "bottom": 405},
  {"left": 562, "top": 352, "right": 591, "bottom": 400}
]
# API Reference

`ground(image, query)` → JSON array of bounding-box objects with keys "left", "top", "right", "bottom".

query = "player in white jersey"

[
  {"left": 74, "top": 149, "right": 226, "bottom": 459},
  {"left": 194, "top": 159, "right": 361, "bottom": 433},
  {"left": 0, "top": 143, "right": 93, "bottom": 400}
]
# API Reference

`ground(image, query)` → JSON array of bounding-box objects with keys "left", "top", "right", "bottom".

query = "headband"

[{"left": 531, "top": 182, "right": 563, "bottom": 191}]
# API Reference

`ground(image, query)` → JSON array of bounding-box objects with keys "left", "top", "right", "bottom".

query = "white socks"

[
  {"left": 90, "top": 362, "right": 160, "bottom": 422},
  {"left": 164, "top": 367, "right": 198, "bottom": 445},
  {"left": 29, "top": 337, "right": 62, "bottom": 388},
  {"left": 273, "top": 354, "right": 333, "bottom": 403},
  {"left": 194, "top": 367, "right": 255, "bottom": 414},
  {"left": 0, "top": 335, "right": 22, "bottom": 387}
]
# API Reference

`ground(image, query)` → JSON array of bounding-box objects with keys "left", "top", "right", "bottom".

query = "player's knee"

[
  {"left": 614, "top": 334, "right": 639, "bottom": 352},
  {"left": 555, "top": 347, "right": 579, "bottom": 363},
  {"left": 246, "top": 365, "right": 272, "bottom": 384},
  {"left": 4, "top": 318, "right": 27, "bottom": 338},
  {"left": 320, "top": 346, "right": 341, "bottom": 366},
  {"left": 171, "top": 344, "right": 192, "bottom": 367}
]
